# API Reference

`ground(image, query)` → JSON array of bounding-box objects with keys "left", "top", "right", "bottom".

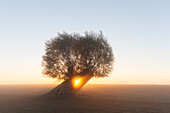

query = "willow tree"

[{"left": 42, "top": 31, "right": 114, "bottom": 96}]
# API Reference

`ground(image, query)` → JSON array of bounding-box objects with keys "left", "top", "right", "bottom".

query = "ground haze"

[{"left": 0, "top": 84, "right": 170, "bottom": 113}]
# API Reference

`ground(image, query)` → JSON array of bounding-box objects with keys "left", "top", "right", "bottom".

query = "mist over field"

[{"left": 0, "top": 84, "right": 170, "bottom": 113}]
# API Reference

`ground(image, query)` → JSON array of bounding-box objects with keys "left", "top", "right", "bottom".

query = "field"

[{"left": 0, "top": 84, "right": 170, "bottom": 113}]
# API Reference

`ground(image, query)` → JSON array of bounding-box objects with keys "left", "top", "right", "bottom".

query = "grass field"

[{"left": 0, "top": 84, "right": 170, "bottom": 113}]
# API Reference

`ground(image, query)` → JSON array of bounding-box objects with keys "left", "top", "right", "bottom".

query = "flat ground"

[{"left": 0, "top": 84, "right": 170, "bottom": 113}]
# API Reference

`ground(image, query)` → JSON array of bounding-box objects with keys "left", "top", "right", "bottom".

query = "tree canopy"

[{"left": 42, "top": 31, "right": 114, "bottom": 80}]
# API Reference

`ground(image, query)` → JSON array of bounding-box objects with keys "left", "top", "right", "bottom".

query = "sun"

[
  {"left": 72, "top": 76, "right": 83, "bottom": 89},
  {"left": 75, "top": 79, "right": 81, "bottom": 85}
]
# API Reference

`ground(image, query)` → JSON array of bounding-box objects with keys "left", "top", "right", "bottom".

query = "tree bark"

[{"left": 44, "top": 74, "right": 92, "bottom": 97}]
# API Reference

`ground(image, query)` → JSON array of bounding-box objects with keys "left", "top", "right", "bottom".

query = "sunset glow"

[
  {"left": 72, "top": 76, "right": 83, "bottom": 89},
  {"left": 75, "top": 79, "right": 80, "bottom": 85},
  {"left": 0, "top": 0, "right": 169, "bottom": 85}
]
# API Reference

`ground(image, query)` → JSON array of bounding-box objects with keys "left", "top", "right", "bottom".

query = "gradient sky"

[{"left": 0, "top": 0, "right": 170, "bottom": 84}]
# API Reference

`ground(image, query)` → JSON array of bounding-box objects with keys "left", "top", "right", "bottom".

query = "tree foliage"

[{"left": 42, "top": 31, "right": 114, "bottom": 80}]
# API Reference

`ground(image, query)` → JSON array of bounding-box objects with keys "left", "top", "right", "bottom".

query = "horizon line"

[{"left": 0, "top": 83, "right": 170, "bottom": 85}]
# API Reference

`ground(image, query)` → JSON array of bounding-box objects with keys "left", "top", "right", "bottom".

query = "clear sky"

[{"left": 0, "top": 0, "right": 170, "bottom": 84}]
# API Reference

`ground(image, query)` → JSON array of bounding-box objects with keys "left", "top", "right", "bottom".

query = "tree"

[{"left": 42, "top": 31, "right": 114, "bottom": 96}]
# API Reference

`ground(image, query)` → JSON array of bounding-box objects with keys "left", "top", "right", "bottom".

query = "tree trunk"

[{"left": 44, "top": 74, "right": 92, "bottom": 97}]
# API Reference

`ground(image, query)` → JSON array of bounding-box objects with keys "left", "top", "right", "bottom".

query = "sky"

[{"left": 0, "top": 0, "right": 170, "bottom": 84}]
